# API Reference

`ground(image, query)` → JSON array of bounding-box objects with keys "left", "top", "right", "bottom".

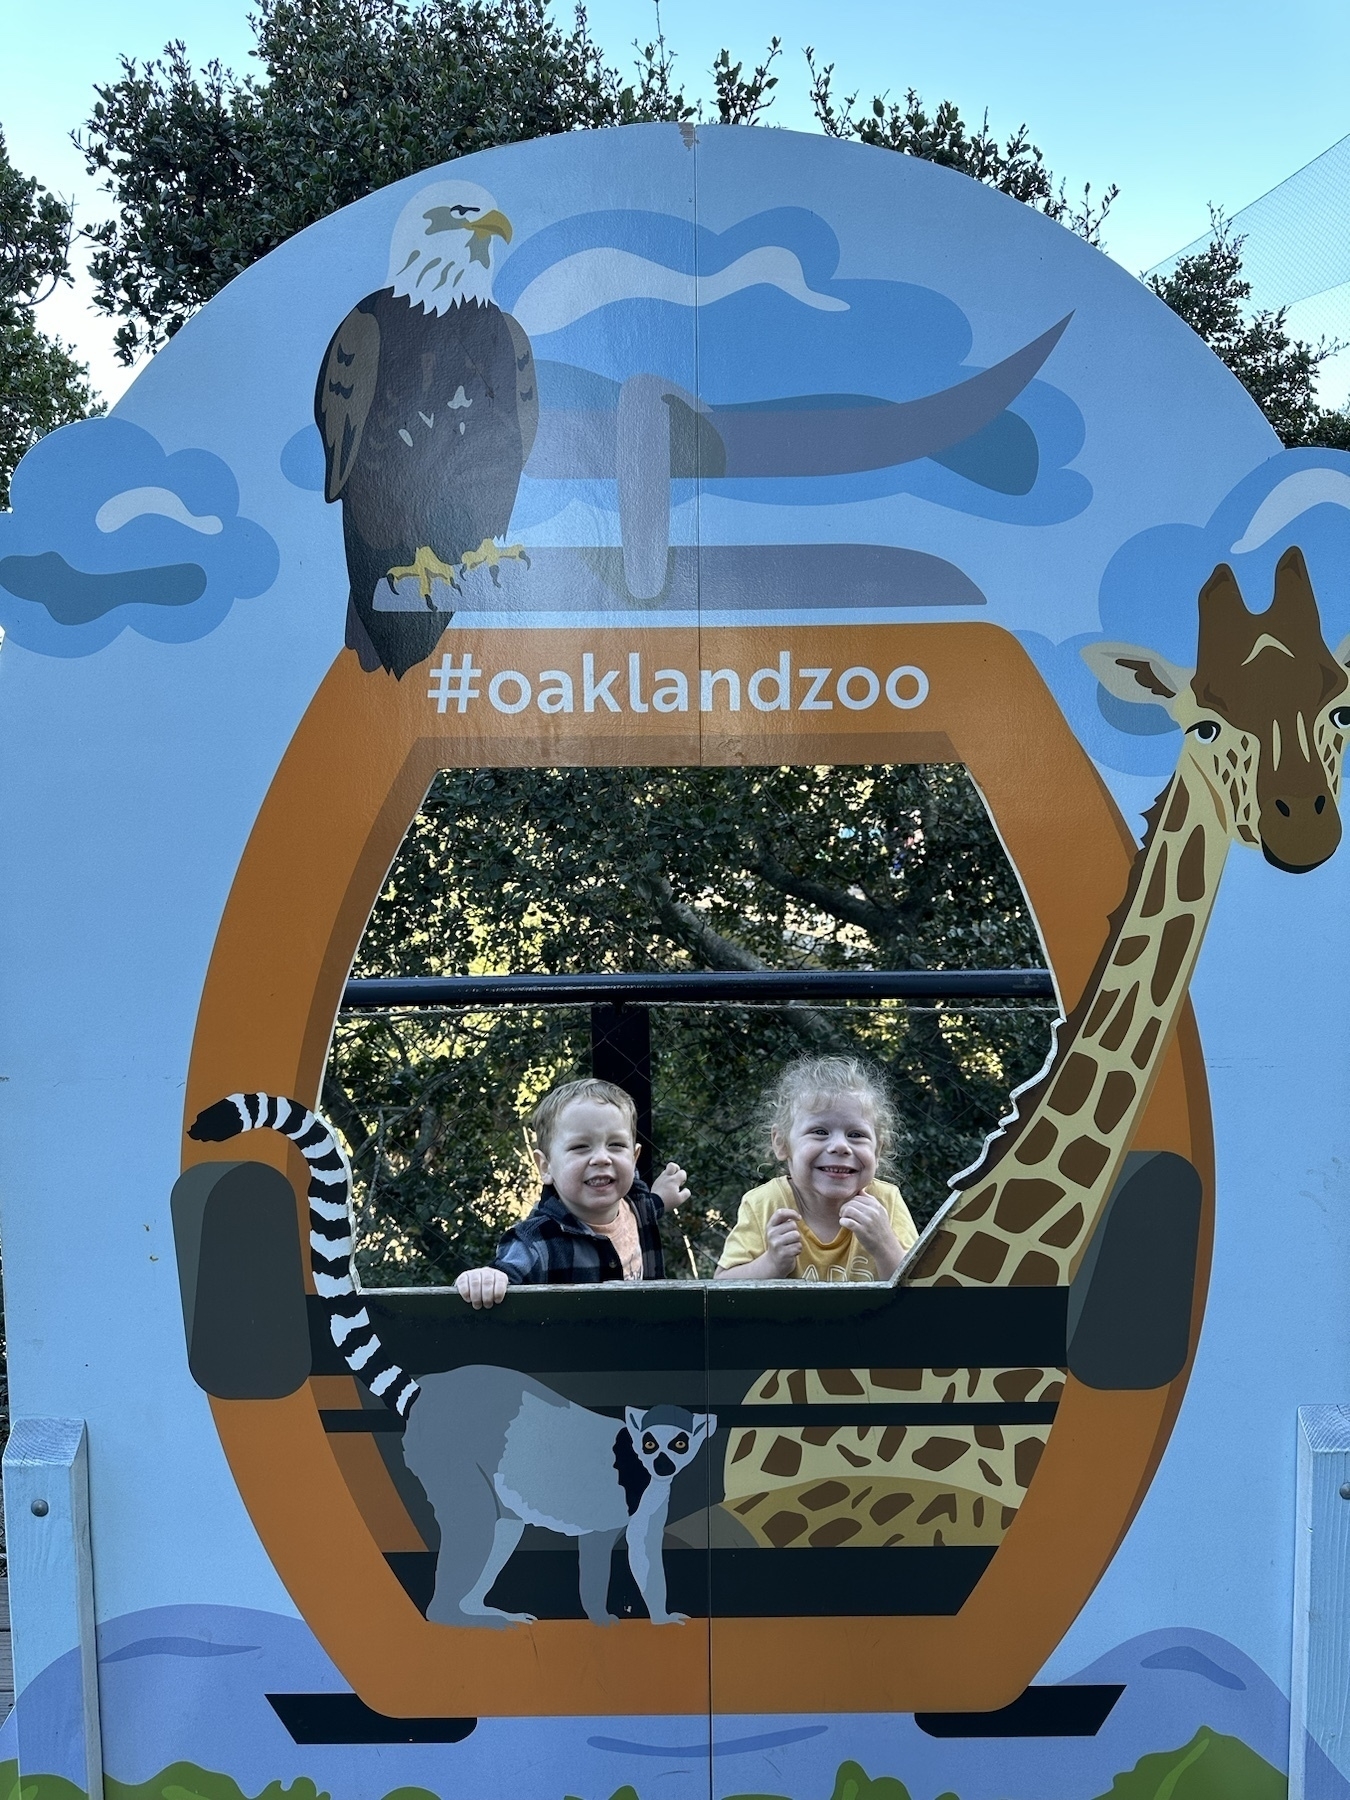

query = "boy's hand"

[
  {"left": 764, "top": 1207, "right": 804, "bottom": 1276},
  {"left": 652, "top": 1161, "right": 690, "bottom": 1209},
  {"left": 456, "top": 1267, "right": 509, "bottom": 1309},
  {"left": 839, "top": 1194, "right": 903, "bottom": 1278}
]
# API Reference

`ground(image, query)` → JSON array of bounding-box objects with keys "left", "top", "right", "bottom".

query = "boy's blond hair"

[
  {"left": 761, "top": 1055, "right": 899, "bottom": 1168},
  {"left": 530, "top": 1077, "right": 638, "bottom": 1158}
]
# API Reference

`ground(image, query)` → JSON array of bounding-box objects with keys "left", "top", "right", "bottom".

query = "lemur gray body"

[
  {"left": 189, "top": 1092, "right": 716, "bottom": 1628},
  {"left": 404, "top": 1363, "right": 713, "bottom": 1626}
]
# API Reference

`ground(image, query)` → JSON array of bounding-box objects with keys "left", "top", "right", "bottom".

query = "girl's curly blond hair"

[{"left": 761, "top": 1055, "right": 899, "bottom": 1172}]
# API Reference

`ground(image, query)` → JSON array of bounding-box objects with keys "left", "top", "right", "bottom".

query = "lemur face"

[{"left": 625, "top": 1406, "right": 717, "bottom": 1481}]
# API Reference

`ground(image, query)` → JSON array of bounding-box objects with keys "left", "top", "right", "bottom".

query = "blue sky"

[{"left": 4, "top": 0, "right": 1350, "bottom": 403}]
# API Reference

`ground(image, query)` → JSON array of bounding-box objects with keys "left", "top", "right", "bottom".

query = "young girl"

[{"left": 715, "top": 1055, "right": 916, "bottom": 1282}]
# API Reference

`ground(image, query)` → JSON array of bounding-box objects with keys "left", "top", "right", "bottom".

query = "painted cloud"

[
  {"left": 1024, "top": 446, "right": 1350, "bottom": 775},
  {"left": 0, "top": 418, "right": 278, "bottom": 656}
]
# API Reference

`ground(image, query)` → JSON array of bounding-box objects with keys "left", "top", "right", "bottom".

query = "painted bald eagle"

[{"left": 315, "top": 180, "right": 537, "bottom": 677}]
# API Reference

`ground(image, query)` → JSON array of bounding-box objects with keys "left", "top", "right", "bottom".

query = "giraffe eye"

[
  {"left": 1331, "top": 706, "right": 1350, "bottom": 729},
  {"left": 1188, "top": 720, "right": 1221, "bottom": 742}
]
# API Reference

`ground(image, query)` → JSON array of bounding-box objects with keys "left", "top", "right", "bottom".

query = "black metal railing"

[
  {"left": 340, "top": 969, "right": 1056, "bottom": 1185},
  {"left": 341, "top": 969, "right": 1056, "bottom": 1009}
]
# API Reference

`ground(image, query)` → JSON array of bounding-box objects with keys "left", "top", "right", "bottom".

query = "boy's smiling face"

[
  {"left": 774, "top": 1093, "right": 879, "bottom": 1213},
  {"left": 533, "top": 1097, "right": 637, "bottom": 1225}
]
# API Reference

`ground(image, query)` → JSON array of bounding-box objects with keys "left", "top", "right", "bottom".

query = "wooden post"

[
  {"left": 2, "top": 1420, "right": 103, "bottom": 1800},
  {"left": 1291, "top": 1406, "right": 1350, "bottom": 1799}
]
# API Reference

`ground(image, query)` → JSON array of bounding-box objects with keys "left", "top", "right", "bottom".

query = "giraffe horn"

[
  {"left": 1198, "top": 562, "right": 1247, "bottom": 618},
  {"left": 1196, "top": 564, "right": 1250, "bottom": 669},
  {"left": 1270, "top": 544, "right": 1320, "bottom": 630}
]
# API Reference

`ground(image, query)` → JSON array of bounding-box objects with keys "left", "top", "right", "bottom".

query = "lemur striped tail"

[{"left": 188, "top": 1092, "right": 420, "bottom": 1418}]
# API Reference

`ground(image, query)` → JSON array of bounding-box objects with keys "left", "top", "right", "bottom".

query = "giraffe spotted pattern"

[
  {"left": 725, "top": 552, "right": 1350, "bottom": 1551},
  {"left": 720, "top": 1365, "right": 1062, "bottom": 1548}
]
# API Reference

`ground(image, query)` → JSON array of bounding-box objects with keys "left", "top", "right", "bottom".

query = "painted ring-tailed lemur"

[{"left": 189, "top": 1092, "right": 716, "bottom": 1628}]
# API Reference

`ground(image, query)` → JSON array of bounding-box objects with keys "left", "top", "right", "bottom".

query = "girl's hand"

[
  {"left": 456, "top": 1266, "right": 509, "bottom": 1309},
  {"left": 838, "top": 1195, "right": 903, "bottom": 1278},
  {"left": 653, "top": 1161, "right": 691, "bottom": 1209},
  {"left": 764, "top": 1206, "right": 804, "bottom": 1276}
]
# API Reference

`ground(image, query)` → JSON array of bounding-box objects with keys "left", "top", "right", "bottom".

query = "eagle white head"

[{"left": 386, "top": 179, "right": 513, "bottom": 315}]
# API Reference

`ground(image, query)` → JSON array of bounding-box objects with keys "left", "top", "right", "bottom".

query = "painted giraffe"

[{"left": 720, "top": 548, "right": 1350, "bottom": 1552}]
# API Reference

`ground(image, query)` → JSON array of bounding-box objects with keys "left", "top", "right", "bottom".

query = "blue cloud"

[
  {"left": 280, "top": 426, "right": 326, "bottom": 492},
  {"left": 0, "top": 418, "right": 278, "bottom": 655},
  {"left": 495, "top": 207, "right": 1089, "bottom": 528},
  {"left": 1028, "top": 447, "right": 1350, "bottom": 775}
]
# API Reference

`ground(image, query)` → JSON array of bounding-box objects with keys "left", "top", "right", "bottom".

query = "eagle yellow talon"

[
  {"left": 459, "top": 538, "right": 531, "bottom": 585},
  {"left": 386, "top": 546, "right": 459, "bottom": 600}
]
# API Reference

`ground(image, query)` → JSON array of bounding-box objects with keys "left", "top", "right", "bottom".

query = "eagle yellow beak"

[{"left": 471, "top": 210, "right": 513, "bottom": 244}]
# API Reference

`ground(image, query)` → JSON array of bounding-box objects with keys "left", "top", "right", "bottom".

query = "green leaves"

[
  {"left": 825, "top": 1762, "right": 913, "bottom": 1800},
  {"left": 803, "top": 51, "right": 1117, "bottom": 245},
  {"left": 78, "top": 0, "right": 693, "bottom": 361},
  {"left": 1148, "top": 211, "right": 1350, "bottom": 448},
  {"left": 0, "top": 127, "right": 99, "bottom": 505},
  {"left": 1090, "top": 1726, "right": 1284, "bottom": 1799}
]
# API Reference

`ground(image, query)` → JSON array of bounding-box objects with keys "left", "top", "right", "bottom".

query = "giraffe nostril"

[
  {"left": 1316, "top": 794, "right": 1327, "bottom": 814},
  {"left": 1275, "top": 799, "right": 1291, "bottom": 817}
]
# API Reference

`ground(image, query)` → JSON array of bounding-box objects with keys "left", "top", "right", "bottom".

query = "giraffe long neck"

[{"left": 904, "top": 760, "right": 1229, "bottom": 1287}]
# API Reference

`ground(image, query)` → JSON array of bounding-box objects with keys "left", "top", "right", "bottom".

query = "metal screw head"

[
  {"left": 30, "top": 1499, "right": 49, "bottom": 1517},
  {"left": 1340, "top": 1483, "right": 1350, "bottom": 1500}
]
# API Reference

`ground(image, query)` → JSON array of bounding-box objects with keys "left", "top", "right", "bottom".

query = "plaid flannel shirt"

[{"left": 492, "top": 1181, "right": 667, "bottom": 1285}]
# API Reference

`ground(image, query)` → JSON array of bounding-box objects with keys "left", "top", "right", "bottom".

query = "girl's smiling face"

[
  {"left": 533, "top": 1097, "right": 637, "bottom": 1225},
  {"left": 773, "top": 1093, "right": 879, "bottom": 1212}
]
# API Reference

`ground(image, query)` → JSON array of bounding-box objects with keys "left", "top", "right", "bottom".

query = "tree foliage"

[
  {"left": 78, "top": 0, "right": 1115, "bottom": 361},
  {"left": 78, "top": 0, "right": 702, "bottom": 361},
  {"left": 1148, "top": 211, "right": 1350, "bottom": 449},
  {"left": 328, "top": 765, "right": 1052, "bottom": 1285},
  {"left": 805, "top": 50, "right": 1117, "bottom": 245},
  {"left": 0, "top": 127, "right": 98, "bottom": 506}
]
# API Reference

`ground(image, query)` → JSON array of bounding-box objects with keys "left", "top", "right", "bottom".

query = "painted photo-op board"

[{"left": 0, "top": 121, "right": 1348, "bottom": 1800}]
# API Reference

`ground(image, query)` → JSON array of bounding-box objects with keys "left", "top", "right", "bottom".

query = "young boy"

[{"left": 455, "top": 1077, "right": 690, "bottom": 1308}]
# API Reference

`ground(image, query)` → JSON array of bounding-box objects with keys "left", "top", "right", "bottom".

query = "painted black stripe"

[
  {"left": 916, "top": 1686, "right": 1124, "bottom": 1738},
  {"left": 714, "top": 1402, "right": 1059, "bottom": 1426},
  {"left": 384, "top": 1543, "right": 995, "bottom": 1619},
  {"left": 267, "top": 1694, "right": 475, "bottom": 1745},
  {"left": 319, "top": 1400, "right": 1058, "bottom": 1433},
  {"left": 307, "top": 1286, "right": 1070, "bottom": 1375},
  {"left": 280, "top": 1099, "right": 309, "bottom": 1135},
  {"left": 242, "top": 1092, "right": 263, "bottom": 1127},
  {"left": 295, "top": 1121, "right": 330, "bottom": 1153}
]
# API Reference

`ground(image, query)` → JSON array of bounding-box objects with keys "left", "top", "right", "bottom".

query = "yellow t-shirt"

[{"left": 717, "top": 1174, "right": 918, "bottom": 1282}]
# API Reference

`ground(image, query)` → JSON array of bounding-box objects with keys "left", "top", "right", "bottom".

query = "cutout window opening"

[{"left": 324, "top": 762, "right": 1056, "bottom": 1290}]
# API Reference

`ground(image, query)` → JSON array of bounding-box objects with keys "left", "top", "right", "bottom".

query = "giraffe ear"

[{"left": 1081, "top": 640, "right": 1192, "bottom": 713}]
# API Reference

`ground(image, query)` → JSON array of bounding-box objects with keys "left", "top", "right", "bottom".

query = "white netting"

[{"left": 1148, "top": 132, "right": 1350, "bottom": 405}]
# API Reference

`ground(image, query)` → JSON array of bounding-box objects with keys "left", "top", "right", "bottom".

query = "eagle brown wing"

[
  {"left": 505, "top": 312, "right": 539, "bottom": 468},
  {"left": 315, "top": 305, "right": 381, "bottom": 502}
]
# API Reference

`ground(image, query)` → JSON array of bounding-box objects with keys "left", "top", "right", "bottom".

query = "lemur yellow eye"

[
  {"left": 672, "top": 1434, "right": 689, "bottom": 1453},
  {"left": 1331, "top": 706, "right": 1350, "bottom": 729},
  {"left": 643, "top": 1434, "right": 658, "bottom": 1454},
  {"left": 1188, "top": 720, "right": 1221, "bottom": 742}
]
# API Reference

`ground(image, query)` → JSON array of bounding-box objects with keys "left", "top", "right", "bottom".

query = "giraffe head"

[{"left": 1085, "top": 548, "right": 1350, "bottom": 872}]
